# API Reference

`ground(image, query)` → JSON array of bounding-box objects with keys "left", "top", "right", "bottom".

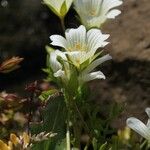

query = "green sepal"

[
  {"left": 46, "top": 45, "right": 55, "bottom": 54},
  {"left": 60, "top": 1, "right": 67, "bottom": 18},
  {"left": 43, "top": 2, "right": 62, "bottom": 18}
]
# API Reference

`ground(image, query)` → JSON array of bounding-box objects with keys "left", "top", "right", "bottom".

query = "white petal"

[
  {"left": 127, "top": 117, "right": 150, "bottom": 140},
  {"left": 43, "top": 0, "right": 64, "bottom": 14},
  {"left": 55, "top": 50, "right": 67, "bottom": 60},
  {"left": 145, "top": 108, "right": 150, "bottom": 118},
  {"left": 147, "top": 119, "right": 150, "bottom": 129},
  {"left": 102, "top": 0, "right": 123, "bottom": 12},
  {"left": 49, "top": 51, "right": 62, "bottom": 72},
  {"left": 65, "top": 51, "right": 87, "bottom": 66},
  {"left": 81, "top": 71, "right": 106, "bottom": 83},
  {"left": 50, "top": 35, "right": 67, "bottom": 49},
  {"left": 87, "top": 29, "right": 109, "bottom": 51},
  {"left": 54, "top": 69, "right": 65, "bottom": 77},
  {"left": 107, "top": 9, "right": 121, "bottom": 19},
  {"left": 74, "top": 0, "right": 123, "bottom": 29},
  {"left": 146, "top": 108, "right": 150, "bottom": 128},
  {"left": 83, "top": 54, "right": 112, "bottom": 74},
  {"left": 65, "top": 0, "right": 73, "bottom": 10},
  {"left": 49, "top": 50, "right": 67, "bottom": 75},
  {"left": 65, "top": 25, "right": 86, "bottom": 51}
]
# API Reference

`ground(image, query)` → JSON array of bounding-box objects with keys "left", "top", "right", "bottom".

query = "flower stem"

[
  {"left": 60, "top": 17, "right": 65, "bottom": 33},
  {"left": 64, "top": 89, "right": 71, "bottom": 150},
  {"left": 66, "top": 113, "right": 71, "bottom": 150}
]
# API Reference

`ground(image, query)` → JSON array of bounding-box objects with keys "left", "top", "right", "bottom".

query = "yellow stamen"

[
  {"left": 75, "top": 43, "right": 82, "bottom": 50},
  {"left": 89, "top": 9, "right": 97, "bottom": 16}
]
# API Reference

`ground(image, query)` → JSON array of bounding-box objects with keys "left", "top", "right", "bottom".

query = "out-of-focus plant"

[
  {"left": 0, "top": 81, "right": 54, "bottom": 140},
  {"left": 0, "top": 132, "right": 57, "bottom": 150},
  {"left": 0, "top": 92, "right": 27, "bottom": 139},
  {"left": 118, "top": 127, "right": 131, "bottom": 144},
  {"left": 0, "top": 57, "right": 24, "bottom": 73}
]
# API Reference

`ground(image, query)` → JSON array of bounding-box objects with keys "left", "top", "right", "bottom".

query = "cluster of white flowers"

[
  {"left": 48, "top": 25, "right": 112, "bottom": 85},
  {"left": 127, "top": 108, "right": 150, "bottom": 141},
  {"left": 44, "top": 0, "right": 123, "bottom": 86},
  {"left": 43, "top": 0, "right": 123, "bottom": 27},
  {"left": 42, "top": 1, "right": 150, "bottom": 147}
]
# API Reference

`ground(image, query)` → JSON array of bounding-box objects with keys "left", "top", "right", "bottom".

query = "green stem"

[
  {"left": 66, "top": 112, "right": 71, "bottom": 150},
  {"left": 73, "top": 114, "right": 81, "bottom": 149},
  {"left": 84, "top": 145, "right": 88, "bottom": 150},
  {"left": 60, "top": 17, "right": 65, "bottom": 33},
  {"left": 74, "top": 101, "right": 93, "bottom": 149},
  {"left": 64, "top": 89, "right": 86, "bottom": 149},
  {"left": 74, "top": 102, "right": 90, "bottom": 133},
  {"left": 140, "top": 140, "right": 147, "bottom": 149},
  {"left": 64, "top": 90, "right": 71, "bottom": 150}
]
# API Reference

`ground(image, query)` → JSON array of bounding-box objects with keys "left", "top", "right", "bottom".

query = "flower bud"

[
  {"left": 0, "top": 57, "right": 23, "bottom": 73},
  {"left": 43, "top": 0, "right": 73, "bottom": 18}
]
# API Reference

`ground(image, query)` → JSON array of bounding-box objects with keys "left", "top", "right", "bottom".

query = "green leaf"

[
  {"left": 60, "top": 2, "right": 67, "bottom": 18},
  {"left": 55, "top": 138, "right": 66, "bottom": 150},
  {"left": 99, "top": 142, "right": 107, "bottom": 150},
  {"left": 39, "top": 89, "right": 59, "bottom": 102},
  {"left": 92, "top": 138, "right": 98, "bottom": 150},
  {"left": 111, "top": 136, "right": 120, "bottom": 150},
  {"left": 31, "top": 96, "right": 66, "bottom": 150},
  {"left": 46, "top": 45, "right": 55, "bottom": 54}
]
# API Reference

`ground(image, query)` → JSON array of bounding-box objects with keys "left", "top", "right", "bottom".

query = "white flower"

[
  {"left": 74, "top": 0, "right": 123, "bottom": 29},
  {"left": 126, "top": 108, "right": 150, "bottom": 140},
  {"left": 50, "top": 25, "right": 109, "bottom": 68},
  {"left": 43, "top": 0, "right": 73, "bottom": 18},
  {"left": 79, "top": 54, "right": 112, "bottom": 83},
  {"left": 49, "top": 50, "right": 67, "bottom": 78}
]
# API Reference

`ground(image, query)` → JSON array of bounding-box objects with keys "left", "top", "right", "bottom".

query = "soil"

[
  {"left": 92, "top": 0, "right": 150, "bottom": 128},
  {"left": 0, "top": 0, "right": 150, "bottom": 128}
]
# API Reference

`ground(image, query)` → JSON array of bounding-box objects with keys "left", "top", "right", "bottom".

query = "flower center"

[
  {"left": 89, "top": 9, "right": 97, "bottom": 16},
  {"left": 74, "top": 42, "right": 87, "bottom": 51},
  {"left": 75, "top": 43, "right": 82, "bottom": 50},
  {"left": 68, "top": 43, "right": 87, "bottom": 51}
]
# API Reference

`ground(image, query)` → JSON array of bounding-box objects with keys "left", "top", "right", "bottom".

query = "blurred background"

[{"left": 0, "top": 0, "right": 150, "bottom": 128}]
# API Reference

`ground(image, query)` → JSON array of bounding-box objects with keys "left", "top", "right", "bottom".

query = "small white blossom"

[
  {"left": 79, "top": 54, "right": 112, "bottom": 83},
  {"left": 74, "top": 0, "right": 123, "bottom": 29},
  {"left": 43, "top": 0, "right": 73, "bottom": 18},
  {"left": 126, "top": 108, "right": 150, "bottom": 140},
  {"left": 50, "top": 25, "right": 109, "bottom": 68},
  {"left": 49, "top": 50, "right": 67, "bottom": 78}
]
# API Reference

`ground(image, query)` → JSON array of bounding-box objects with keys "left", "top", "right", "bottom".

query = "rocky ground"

[
  {"left": 95, "top": 0, "right": 150, "bottom": 127},
  {"left": 0, "top": 0, "right": 150, "bottom": 128}
]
